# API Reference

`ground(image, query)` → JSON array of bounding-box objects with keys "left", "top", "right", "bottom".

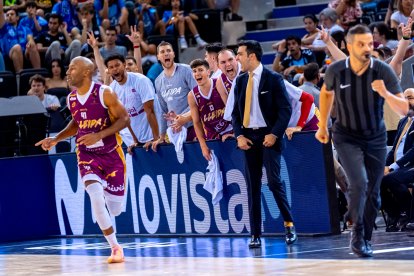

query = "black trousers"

[
  {"left": 242, "top": 128, "right": 293, "bottom": 236},
  {"left": 381, "top": 166, "right": 414, "bottom": 219}
]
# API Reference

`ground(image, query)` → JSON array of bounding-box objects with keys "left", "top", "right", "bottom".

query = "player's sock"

[{"left": 105, "top": 232, "right": 119, "bottom": 248}]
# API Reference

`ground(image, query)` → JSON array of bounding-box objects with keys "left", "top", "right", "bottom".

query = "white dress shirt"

[{"left": 246, "top": 63, "right": 267, "bottom": 128}]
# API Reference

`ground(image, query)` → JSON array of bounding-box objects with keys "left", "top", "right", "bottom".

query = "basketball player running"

[{"left": 36, "top": 57, "right": 130, "bottom": 263}]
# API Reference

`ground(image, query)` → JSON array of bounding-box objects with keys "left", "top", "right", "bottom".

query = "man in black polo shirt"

[
  {"left": 316, "top": 25, "right": 408, "bottom": 257},
  {"left": 36, "top": 14, "right": 81, "bottom": 65}
]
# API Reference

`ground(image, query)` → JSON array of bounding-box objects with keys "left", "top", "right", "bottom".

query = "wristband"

[{"left": 133, "top": 45, "right": 140, "bottom": 48}]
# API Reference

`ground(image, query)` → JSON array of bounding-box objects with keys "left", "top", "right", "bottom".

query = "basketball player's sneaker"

[{"left": 107, "top": 245, "right": 124, "bottom": 263}]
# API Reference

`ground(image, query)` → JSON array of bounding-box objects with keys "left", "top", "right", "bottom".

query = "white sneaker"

[
  {"left": 180, "top": 38, "right": 188, "bottom": 50},
  {"left": 196, "top": 37, "right": 207, "bottom": 49}
]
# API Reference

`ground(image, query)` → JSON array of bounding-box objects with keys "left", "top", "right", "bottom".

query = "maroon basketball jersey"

[
  {"left": 68, "top": 82, "right": 121, "bottom": 153},
  {"left": 192, "top": 79, "right": 231, "bottom": 140},
  {"left": 220, "top": 72, "right": 233, "bottom": 94}
]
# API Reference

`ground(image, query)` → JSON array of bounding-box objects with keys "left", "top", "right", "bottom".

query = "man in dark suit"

[
  {"left": 381, "top": 88, "right": 414, "bottom": 232},
  {"left": 231, "top": 40, "right": 297, "bottom": 248}
]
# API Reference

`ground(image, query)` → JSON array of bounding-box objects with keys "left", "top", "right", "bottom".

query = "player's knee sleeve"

[
  {"left": 106, "top": 200, "right": 123, "bottom": 217},
  {"left": 86, "top": 183, "right": 112, "bottom": 230}
]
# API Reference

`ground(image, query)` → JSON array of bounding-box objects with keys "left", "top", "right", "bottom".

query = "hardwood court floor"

[{"left": 1, "top": 231, "right": 414, "bottom": 275}]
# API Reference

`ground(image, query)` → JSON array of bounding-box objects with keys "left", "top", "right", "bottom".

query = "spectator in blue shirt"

[
  {"left": 19, "top": 1, "right": 48, "bottom": 38},
  {"left": 0, "top": 52, "right": 5, "bottom": 72},
  {"left": 0, "top": 3, "right": 41, "bottom": 72},
  {"left": 94, "top": 0, "right": 129, "bottom": 34},
  {"left": 51, "top": 0, "right": 80, "bottom": 38},
  {"left": 136, "top": 0, "right": 165, "bottom": 39}
]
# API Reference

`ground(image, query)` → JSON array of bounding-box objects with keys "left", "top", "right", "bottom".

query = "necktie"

[
  {"left": 243, "top": 72, "right": 253, "bottom": 128},
  {"left": 394, "top": 117, "right": 412, "bottom": 161}
]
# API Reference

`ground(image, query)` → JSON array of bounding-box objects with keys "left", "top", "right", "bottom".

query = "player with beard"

[
  {"left": 316, "top": 25, "right": 408, "bottom": 257},
  {"left": 105, "top": 54, "right": 159, "bottom": 151},
  {"left": 36, "top": 57, "right": 129, "bottom": 263},
  {"left": 152, "top": 41, "right": 197, "bottom": 151}
]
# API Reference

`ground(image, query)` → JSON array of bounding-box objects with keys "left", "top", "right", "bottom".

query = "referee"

[{"left": 316, "top": 25, "right": 408, "bottom": 257}]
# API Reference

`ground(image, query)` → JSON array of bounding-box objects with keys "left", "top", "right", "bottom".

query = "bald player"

[{"left": 36, "top": 57, "right": 130, "bottom": 263}]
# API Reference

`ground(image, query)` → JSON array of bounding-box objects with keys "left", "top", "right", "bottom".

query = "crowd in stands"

[{"left": 1, "top": 0, "right": 414, "bottom": 232}]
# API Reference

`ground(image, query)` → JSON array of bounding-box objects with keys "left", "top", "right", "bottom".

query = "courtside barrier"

[{"left": 0, "top": 132, "right": 338, "bottom": 243}]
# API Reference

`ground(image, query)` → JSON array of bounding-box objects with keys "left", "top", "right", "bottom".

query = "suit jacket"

[
  {"left": 231, "top": 66, "right": 292, "bottom": 145},
  {"left": 386, "top": 116, "right": 414, "bottom": 167}
]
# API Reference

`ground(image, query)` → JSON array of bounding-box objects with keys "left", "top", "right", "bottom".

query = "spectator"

[
  {"left": 51, "top": 0, "right": 80, "bottom": 37},
  {"left": 328, "top": 0, "right": 363, "bottom": 30},
  {"left": 272, "top": 14, "right": 324, "bottom": 60},
  {"left": 274, "top": 35, "right": 316, "bottom": 81},
  {"left": 152, "top": 41, "right": 198, "bottom": 151},
  {"left": 99, "top": 26, "right": 128, "bottom": 60},
  {"left": 204, "top": 42, "right": 224, "bottom": 78},
  {"left": 3, "top": 0, "right": 26, "bottom": 12},
  {"left": 146, "top": 62, "right": 163, "bottom": 85},
  {"left": 162, "top": 0, "right": 207, "bottom": 50},
  {"left": 28, "top": 74, "right": 61, "bottom": 111},
  {"left": 34, "top": 0, "right": 52, "bottom": 13},
  {"left": 188, "top": 59, "right": 233, "bottom": 160},
  {"left": 206, "top": 0, "right": 242, "bottom": 21},
  {"left": 302, "top": 14, "right": 323, "bottom": 50},
  {"left": 372, "top": 22, "right": 399, "bottom": 52},
  {"left": 79, "top": 3, "right": 105, "bottom": 49},
  {"left": 36, "top": 14, "right": 81, "bottom": 65},
  {"left": 46, "top": 59, "right": 68, "bottom": 89},
  {"left": 0, "top": 4, "right": 41, "bottom": 72},
  {"left": 299, "top": 63, "right": 321, "bottom": 108},
  {"left": 0, "top": 53, "right": 5, "bottom": 72},
  {"left": 19, "top": 1, "right": 48, "bottom": 38},
  {"left": 391, "top": 0, "right": 413, "bottom": 39},
  {"left": 136, "top": 0, "right": 165, "bottom": 39},
  {"left": 319, "top": 7, "right": 345, "bottom": 34},
  {"left": 94, "top": 0, "right": 129, "bottom": 34},
  {"left": 385, "top": 0, "right": 398, "bottom": 25}
]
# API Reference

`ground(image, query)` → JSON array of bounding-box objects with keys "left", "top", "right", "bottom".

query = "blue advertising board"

[{"left": 0, "top": 132, "right": 338, "bottom": 243}]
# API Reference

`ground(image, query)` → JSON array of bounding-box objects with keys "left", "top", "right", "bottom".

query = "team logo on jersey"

[{"left": 71, "top": 102, "right": 76, "bottom": 108}]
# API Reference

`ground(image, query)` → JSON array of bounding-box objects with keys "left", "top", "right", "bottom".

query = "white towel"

[
  {"left": 204, "top": 151, "right": 223, "bottom": 205},
  {"left": 167, "top": 126, "right": 187, "bottom": 163}
]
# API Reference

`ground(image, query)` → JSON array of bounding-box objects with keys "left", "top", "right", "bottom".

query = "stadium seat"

[
  {"left": 18, "top": 68, "right": 49, "bottom": 96},
  {"left": 191, "top": 9, "right": 222, "bottom": 43},
  {"left": 0, "top": 71, "right": 17, "bottom": 98},
  {"left": 357, "top": 15, "right": 373, "bottom": 26},
  {"left": 47, "top": 87, "right": 70, "bottom": 100},
  {"left": 375, "top": 11, "right": 387, "bottom": 22}
]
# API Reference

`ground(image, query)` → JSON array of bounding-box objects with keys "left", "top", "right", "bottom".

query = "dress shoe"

[
  {"left": 285, "top": 226, "right": 298, "bottom": 245},
  {"left": 365, "top": 240, "right": 373, "bottom": 256},
  {"left": 350, "top": 231, "right": 372, "bottom": 257},
  {"left": 248, "top": 236, "right": 261, "bottom": 248}
]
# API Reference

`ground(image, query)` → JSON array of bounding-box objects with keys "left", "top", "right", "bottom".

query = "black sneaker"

[{"left": 229, "top": 13, "right": 243, "bottom": 21}]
